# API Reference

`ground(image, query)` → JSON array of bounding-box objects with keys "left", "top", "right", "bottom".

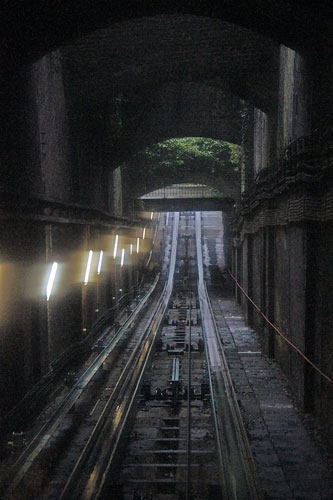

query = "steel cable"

[{"left": 228, "top": 270, "right": 333, "bottom": 387}]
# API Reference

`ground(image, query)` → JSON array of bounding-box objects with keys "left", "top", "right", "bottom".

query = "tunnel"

[{"left": 0, "top": 2, "right": 332, "bottom": 499}]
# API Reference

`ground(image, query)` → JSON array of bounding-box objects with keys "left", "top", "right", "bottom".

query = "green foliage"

[
  {"left": 121, "top": 137, "right": 242, "bottom": 197},
  {"left": 139, "top": 137, "right": 240, "bottom": 171},
  {"left": 228, "top": 142, "right": 242, "bottom": 166}
]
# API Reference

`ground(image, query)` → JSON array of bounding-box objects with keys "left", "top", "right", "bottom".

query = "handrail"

[{"left": 228, "top": 270, "right": 333, "bottom": 387}]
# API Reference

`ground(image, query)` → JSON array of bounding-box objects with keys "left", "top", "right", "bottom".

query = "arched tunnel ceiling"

[
  {"left": 61, "top": 15, "right": 279, "bottom": 113},
  {"left": 0, "top": 1, "right": 330, "bottom": 69},
  {"left": 101, "top": 83, "right": 245, "bottom": 165},
  {"left": 63, "top": 15, "right": 278, "bottom": 169}
]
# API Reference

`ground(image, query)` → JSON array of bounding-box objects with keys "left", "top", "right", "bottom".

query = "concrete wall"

[
  {"left": 277, "top": 46, "right": 311, "bottom": 153},
  {"left": 239, "top": 215, "right": 333, "bottom": 451},
  {"left": 0, "top": 218, "right": 149, "bottom": 415},
  {"left": 70, "top": 116, "right": 111, "bottom": 210},
  {"left": 236, "top": 43, "right": 332, "bottom": 451},
  {"left": 111, "top": 167, "right": 123, "bottom": 216},
  {"left": 274, "top": 225, "right": 307, "bottom": 403},
  {"left": 241, "top": 223, "right": 309, "bottom": 406},
  {"left": 0, "top": 71, "right": 30, "bottom": 192},
  {"left": 0, "top": 222, "right": 46, "bottom": 412},
  {"left": 253, "top": 109, "right": 276, "bottom": 173},
  {"left": 253, "top": 46, "right": 311, "bottom": 175},
  {"left": 29, "top": 51, "right": 73, "bottom": 200},
  {"left": 0, "top": 55, "right": 130, "bottom": 416},
  {"left": 310, "top": 45, "right": 333, "bottom": 131},
  {"left": 46, "top": 225, "right": 87, "bottom": 363},
  {"left": 26, "top": 52, "right": 122, "bottom": 212},
  {"left": 253, "top": 110, "right": 269, "bottom": 173},
  {"left": 310, "top": 222, "right": 333, "bottom": 444}
]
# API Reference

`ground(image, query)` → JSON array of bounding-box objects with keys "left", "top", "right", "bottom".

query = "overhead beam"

[{"left": 139, "top": 197, "right": 234, "bottom": 212}]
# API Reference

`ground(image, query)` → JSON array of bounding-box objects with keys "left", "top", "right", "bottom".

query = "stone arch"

[
  {"left": 135, "top": 171, "right": 239, "bottom": 200},
  {"left": 56, "top": 14, "right": 279, "bottom": 188},
  {"left": 0, "top": 2, "right": 328, "bottom": 68},
  {"left": 62, "top": 15, "right": 279, "bottom": 114},
  {"left": 120, "top": 137, "right": 241, "bottom": 211},
  {"left": 96, "top": 82, "right": 245, "bottom": 169}
]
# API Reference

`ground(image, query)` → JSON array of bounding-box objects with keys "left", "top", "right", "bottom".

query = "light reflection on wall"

[{"left": 0, "top": 222, "right": 155, "bottom": 322}]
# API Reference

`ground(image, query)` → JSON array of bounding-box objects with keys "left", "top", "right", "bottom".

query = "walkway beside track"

[
  {"left": 210, "top": 298, "right": 333, "bottom": 500},
  {"left": 201, "top": 211, "right": 333, "bottom": 500},
  {"left": 196, "top": 212, "right": 261, "bottom": 499}
]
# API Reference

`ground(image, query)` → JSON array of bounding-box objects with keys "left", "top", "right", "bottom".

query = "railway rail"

[
  {"left": 2, "top": 211, "right": 262, "bottom": 499},
  {"left": 59, "top": 213, "right": 179, "bottom": 500},
  {"left": 195, "top": 212, "right": 261, "bottom": 499},
  {"left": 114, "top": 212, "right": 261, "bottom": 499},
  {"left": 3, "top": 274, "right": 159, "bottom": 495},
  {"left": 1, "top": 214, "right": 177, "bottom": 499}
]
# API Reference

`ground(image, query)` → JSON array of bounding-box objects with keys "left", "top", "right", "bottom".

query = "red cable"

[{"left": 228, "top": 270, "right": 333, "bottom": 387}]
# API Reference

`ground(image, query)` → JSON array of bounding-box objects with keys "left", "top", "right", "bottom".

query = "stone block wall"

[
  {"left": 0, "top": 53, "right": 130, "bottom": 416},
  {"left": 252, "top": 45, "right": 311, "bottom": 176},
  {"left": 237, "top": 41, "right": 332, "bottom": 450},
  {"left": 274, "top": 224, "right": 307, "bottom": 404},
  {"left": 253, "top": 109, "right": 277, "bottom": 173},
  {"left": 29, "top": 51, "right": 73, "bottom": 200},
  {"left": 0, "top": 221, "right": 46, "bottom": 413},
  {"left": 111, "top": 167, "right": 123, "bottom": 216},
  {"left": 309, "top": 222, "right": 333, "bottom": 443},
  {"left": 277, "top": 46, "right": 311, "bottom": 153}
]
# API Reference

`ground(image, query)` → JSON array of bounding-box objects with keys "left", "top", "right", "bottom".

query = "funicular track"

[
  {"left": 110, "top": 211, "right": 262, "bottom": 500},
  {"left": 195, "top": 212, "right": 262, "bottom": 500},
  {"left": 116, "top": 212, "right": 220, "bottom": 500},
  {"left": 3, "top": 212, "right": 262, "bottom": 500},
  {"left": 59, "top": 213, "right": 180, "bottom": 500},
  {"left": 1, "top": 214, "right": 178, "bottom": 500},
  {"left": 2, "top": 275, "right": 161, "bottom": 498}
]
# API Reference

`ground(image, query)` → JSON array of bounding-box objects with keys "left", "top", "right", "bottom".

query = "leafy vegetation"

[{"left": 121, "top": 137, "right": 242, "bottom": 198}]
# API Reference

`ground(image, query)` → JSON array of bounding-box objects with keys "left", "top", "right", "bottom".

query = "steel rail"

[
  {"left": 94, "top": 212, "right": 180, "bottom": 499},
  {"left": 3, "top": 273, "right": 160, "bottom": 496},
  {"left": 60, "top": 307, "right": 160, "bottom": 499},
  {"left": 59, "top": 212, "right": 180, "bottom": 500},
  {"left": 186, "top": 287, "right": 192, "bottom": 500},
  {"left": 183, "top": 214, "right": 193, "bottom": 500},
  {"left": 195, "top": 212, "right": 262, "bottom": 500}
]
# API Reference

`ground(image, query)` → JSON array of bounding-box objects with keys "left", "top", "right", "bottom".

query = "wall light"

[
  {"left": 84, "top": 250, "right": 93, "bottom": 285},
  {"left": 121, "top": 248, "right": 125, "bottom": 267},
  {"left": 46, "top": 262, "right": 58, "bottom": 301},
  {"left": 130, "top": 243, "right": 133, "bottom": 256},
  {"left": 136, "top": 237, "right": 140, "bottom": 254},
  {"left": 113, "top": 234, "right": 119, "bottom": 259},
  {"left": 150, "top": 211, "right": 154, "bottom": 220},
  {"left": 142, "top": 227, "right": 146, "bottom": 239},
  {"left": 97, "top": 250, "right": 103, "bottom": 275}
]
